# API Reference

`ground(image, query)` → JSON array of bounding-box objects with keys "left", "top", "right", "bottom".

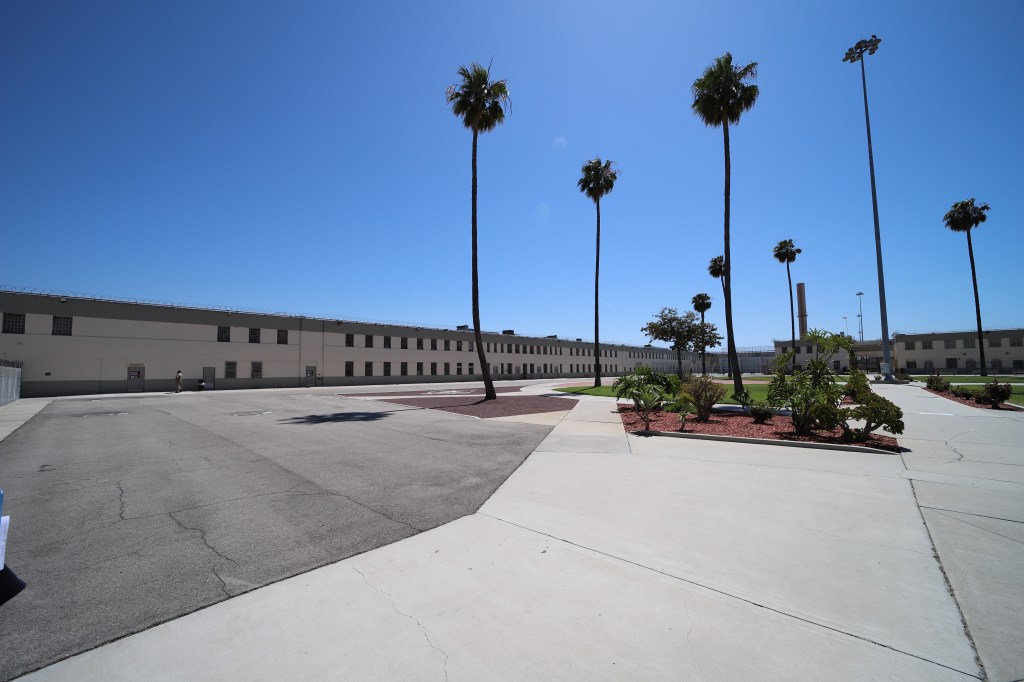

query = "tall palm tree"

[
  {"left": 708, "top": 256, "right": 725, "bottom": 296},
  {"left": 578, "top": 157, "right": 619, "bottom": 388},
  {"left": 446, "top": 62, "right": 509, "bottom": 400},
  {"left": 943, "top": 198, "right": 991, "bottom": 375},
  {"left": 692, "top": 293, "right": 712, "bottom": 374},
  {"left": 773, "top": 239, "right": 802, "bottom": 371},
  {"left": 693, "top": 53, "right": 759, "bottom": 397}
]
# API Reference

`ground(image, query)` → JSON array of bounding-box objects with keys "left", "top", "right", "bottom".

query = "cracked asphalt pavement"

[{"left": 0, "top": 390, "right": 551, "bottom": 680}]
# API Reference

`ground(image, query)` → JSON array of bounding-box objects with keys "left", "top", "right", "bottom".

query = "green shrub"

[
  {"left": 894, "top": 368, "right": 913, "bottom": 382},
  {"left": 843, "top": 368, "right": 873, "bottom": 403},
  {"left": 613, "top": 366, "right": 680, "bottom": 401},
  {"left": 976, "top": 381, "right": 1012, "bottom": 409},
  {"left": 749, "top": 401, "right": 774, "bottom": 424},
  {"left": 844, "top": 393, "right": 904, "bottom": 442},
  {"left": 666, "top": 394, "right": 695, "bottom": 431},
  {"left": 926, "top": 375, "right": 951, "bottom": 392},
  {"left": 631, "top": 386, "right": 668, "bottom": 430},
  {"left": 950, "top": 385, "right": 979, "bottom": 400},
  {"left": 686, "top": 375, "right": 726, "bottom": 421}
]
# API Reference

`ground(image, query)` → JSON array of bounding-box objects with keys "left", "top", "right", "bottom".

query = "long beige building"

[
  {"left": 775, "top": 328, "right": 1024, "bottom": 374},
  {"left": 0, "top": 291, "right": 675, "bottom": 397}
]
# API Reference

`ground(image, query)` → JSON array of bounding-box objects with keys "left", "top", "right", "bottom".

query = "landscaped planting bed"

[{"left": 617, "top": 405, "right": 901, "bottom": 453}]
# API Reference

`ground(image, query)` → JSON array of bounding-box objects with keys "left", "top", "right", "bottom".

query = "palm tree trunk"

[
  {"left": 700, "top": 310, "right": 707, "bottom": 375},
  {"left": 722, "top": 120, "right": 743, "bottom": 396},
  {"left": 966, "top": 229, "right": 986, "bottom": 376},
  {"left": 594, "top": 198, "right": 602, "bottom": 388},
  {"left": 787, "top": 261, "right": 795, "bottom": 374},
  {"left": 471, "top": 129, "right": 496, "bottom": 400}
]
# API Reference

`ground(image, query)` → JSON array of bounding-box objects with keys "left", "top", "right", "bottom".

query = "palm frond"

[
  {"left": 943, "top": 198, "right": 990, "bottom": 233},
  {"left": 447, "top": 62, "right": 510, "bottom": 133}
]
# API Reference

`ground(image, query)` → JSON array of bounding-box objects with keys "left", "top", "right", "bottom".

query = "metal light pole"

[
  {"left": 856, "top": 291, "right": 864, "bottom": 342},
  {"left": 844, "top": 36, "right": 893, "bottom": 380},
  {"left": 842, "top": 316, "right": 849, "bottom": 337}
]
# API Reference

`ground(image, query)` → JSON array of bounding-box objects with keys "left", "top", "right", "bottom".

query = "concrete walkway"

[{"left": 9, "top": 385, "right": 1020, "bottom": 680}]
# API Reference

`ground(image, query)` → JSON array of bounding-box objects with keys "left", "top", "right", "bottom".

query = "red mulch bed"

[
  {"left": 923, "top": 388, "right": 1023, "bottom": 411},
  {"left": 617, "top": 405, "right": 901, "bottom": 453},
  {"left": 379, "top": 395, "right": 576, "bottom": 418}
]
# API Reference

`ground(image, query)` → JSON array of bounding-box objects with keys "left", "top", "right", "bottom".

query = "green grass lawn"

[{"left": 912, "top": 375, "right": 1024, "bottom": 384}]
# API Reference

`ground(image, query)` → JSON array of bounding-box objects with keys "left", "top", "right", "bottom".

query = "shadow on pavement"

[{"left": 280, "top": 411, "right": 391, "bottom": 425}]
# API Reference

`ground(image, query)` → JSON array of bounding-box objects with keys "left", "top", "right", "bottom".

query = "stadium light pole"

[
  {"left": 844, "top": 35, "right": 892, "bottom": 380},
  {"left": 856, "top": 291, "right": 864, "bottom": 342},
  {"left": 842, "top": 316, "right": 849, "bottom": 337}
]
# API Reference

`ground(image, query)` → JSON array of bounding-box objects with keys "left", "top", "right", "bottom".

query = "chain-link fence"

[{"left": 0, "top": 360, "right": 22, "bottom": 406}]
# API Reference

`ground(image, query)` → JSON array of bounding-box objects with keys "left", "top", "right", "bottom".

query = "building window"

[
  {"left": 383, "top": 336, "right": 391, "bottom": 349},
  {"left": 906, "top": 361, "right": 917, "bottom": 370},
  {"left": 416, "top": 362, "right": 423, "bottom": 375},
  {"left": 469, "top": 342, "right": 474, "bottom": 352},
  {"left": 989, "top": 338, "right": 1002, "bottom": 348},
  {"left": 456, "top": 340, "right": 463, "bottom": 352},
  {"left": 277, "top": 329, "right": 288, "bottom": 345},
  {"left": 225, "top": 361, "right": 237, "bottom": 379},
  {"left": 469, "top": 363, "right": 474, "bottom": 374},
  {"left": 430, "top": 362, "right": 437, "bottom": 375},
  {"left": 2, "top": 313, "right": 26, "bottom": 334},
  {"left": 401, "top": 337, "right": 408, "bottom": 350},
  {"left": 904, "top": 341, "right": 916, "bottom": 350},
  {"left": 365, "top": 335, "right": 374, "bottom": 348},
  {"left": 946, "top": 358, "right": 958, "bottom": 369},
  {"left": 365, "top": 361, "right": 373, "bottom": 376},
  {"left": 417, "top": 338, "right": 424, "bottom": 350},
  {"left": 431, "top": 339, "right": 438, "bottom": 351},
  {"left": 922, "top": 340, "right": 933, "bottom": 350},
  {"left": 963, "top": 338, "right": 975, "bottom": 349},
  {"left": 345, "top": 361, "right": 354, "bottom": 377},
  {"left": 444, "top": 362, "right": 450, "bottom": 375},
  {"left": 444, "top": 339, "right": 451, "bottom": 351},
  {"left": 251, "top": 361, "right": 263, "bottom": 379},
  {"left": 52, "top": 316, "right": 73, "bottom": 336},
  {"left": 383, "top": 362, "right": 391, "bottom": 376},
  {"left": 400, "top": 362, "right": 408, "bottom": 376},
  {"left": 945, "top": 339, "right": 957, "bottom": 349},
  {"left": 456, "top": 363, "right": 462, "bottom": 375},
  {"left": 217, "top": 326, "right": 231, "bottom": 342},
  {"left": 345, "top": 334, "right": 354, "bottom": 347},
  {"left": 249, "top": 328, "right": 261, "bottom": 344},
  {"left": 1014, "top": 360, "right": 1024, "bottom": 370},
  {"left": 1011, "top": 337, "right": 1023, "bottom": 348}
]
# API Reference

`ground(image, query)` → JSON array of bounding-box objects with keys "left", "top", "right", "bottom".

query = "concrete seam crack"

[
  {"left": 351, "top": 565, "right": 449, "bottom": 681},
  {"left": 168, "top": 511, "right": 238, "bottom": 567},
  {"left": 478, "top": 511, "right": 982, "bottom": 680},
  {"left": 928, "top": 509, "right": 1024, "bottom": 547}
]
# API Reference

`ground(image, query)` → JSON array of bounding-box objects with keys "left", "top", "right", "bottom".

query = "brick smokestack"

[{"left": 796, "top": 282, "right": 808, "bottom": 338}]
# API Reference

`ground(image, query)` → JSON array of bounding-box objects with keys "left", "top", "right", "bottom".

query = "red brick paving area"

[
  {"left": 618, "top": 405, "right": 901, "bottom": 453},
  {"left": 379, "top": 395, "right": 577, "bottom": 418}
]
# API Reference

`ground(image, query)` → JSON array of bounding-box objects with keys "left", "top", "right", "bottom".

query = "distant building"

[
  {"left": 774, "top": 328, "right": 1024, "bottom": 374},
  {"left": 0, "top": 291, "right": 675, "bottom": 397}
]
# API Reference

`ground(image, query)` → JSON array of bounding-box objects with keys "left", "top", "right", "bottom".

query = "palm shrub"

[
  {"left": 631, "top": 386, "right": 668, "bottom": 430},
  {"left": 843, "top": 368, "right": 873, "bottom": 403},
  {"left": 687, "top": 375, "right": 726, "bottom": 421},
  {"left": 843, "top": 393, "right": 904, "bottom": 442},
  {"left": 666, "top": 393, "right": 696, "bottom": 431},
  {"left": 768, "top": 330, "right": 851, "bottom": 435},
  {"left": 612, "top": 366, "right": 681, "bottom": 398},
  {"left": 976, "top": 380, "right": 1012, "bottom": 409}
]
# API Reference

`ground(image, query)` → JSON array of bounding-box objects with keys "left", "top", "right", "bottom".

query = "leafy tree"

[
  {"left": 578, "top": 158, "right": 619, "bottom": 387},
  {"left": 942, "top": 198, "right": 990, "bottom": 375},
  {"left": 693, "top": 53, "right": 759, "bottom": 398},
  {"left": 641, "top": 307, "right": 699, "bottom": 379},
  {"left": 772, "top": 239, "right": 802, "bottom": 372},
  {"left": 446, "top": 62, "right": 509, "bottom": 400},
  {"left": 692, "top": 293, "right": 712, "bottom": 374}
]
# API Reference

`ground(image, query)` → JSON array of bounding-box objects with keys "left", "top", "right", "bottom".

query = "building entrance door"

[
  {"left": 203, "top": 366, "right": 215, "bottom": 390},
  {"left": 305, "top": 366, "right": 317, "bottom": 387},
  {"left": 127, "top": 365, "right": 145, "bottom": 393}
]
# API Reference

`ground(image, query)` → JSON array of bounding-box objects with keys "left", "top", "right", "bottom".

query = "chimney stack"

[{"left": 796, "top": 282, "right": 808, "bottom": 338}]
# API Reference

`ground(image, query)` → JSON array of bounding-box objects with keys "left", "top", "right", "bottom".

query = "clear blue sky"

[{"left": 3, "top": 1, "right": 1021, "bottom": 348}]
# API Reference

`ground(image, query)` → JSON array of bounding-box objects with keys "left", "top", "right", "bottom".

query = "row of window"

[
  {"left": 222, "top": 361, "right": 622, "bottom": 379},
  {"left": 903, "top": 338, "right": 1022, "bottom": 350},
  {"left": 905, "top": 359, "right": 1024, "bottom": 371},
  {"left": 2, "top": 313, "right": 72, "bottom": 336}
]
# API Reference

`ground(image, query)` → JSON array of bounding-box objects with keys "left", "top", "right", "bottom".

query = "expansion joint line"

[{"left": 477, "top": 511, "right": 982, "bottom": 680}]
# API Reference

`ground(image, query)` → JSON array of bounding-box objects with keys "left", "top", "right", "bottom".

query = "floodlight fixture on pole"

[
  {"left": 842, "top": 316, "right": 849, "bottom": 337},
  {"left": 844, "top": 36, "right": 892, "bottom": 380},
  {"left": 856, "top": 291, "right": 864, "bottom": 342}
]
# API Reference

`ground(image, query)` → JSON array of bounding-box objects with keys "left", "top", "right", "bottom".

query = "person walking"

[{"left": 175, "top": 370, "right": 183, "bottom": 393}]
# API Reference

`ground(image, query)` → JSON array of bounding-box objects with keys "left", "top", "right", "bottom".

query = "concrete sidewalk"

[{"left": 18, "top": 389, "right": 1001, "bottom": 680}]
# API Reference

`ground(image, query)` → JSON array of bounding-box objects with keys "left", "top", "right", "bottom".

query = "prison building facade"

[{"left": 0, "top": 291, "right": 677, "bottom": 398}]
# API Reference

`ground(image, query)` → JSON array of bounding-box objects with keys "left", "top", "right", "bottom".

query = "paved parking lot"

[{"left": 0, "top": 389, "right": 551, "bottom": 680}]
